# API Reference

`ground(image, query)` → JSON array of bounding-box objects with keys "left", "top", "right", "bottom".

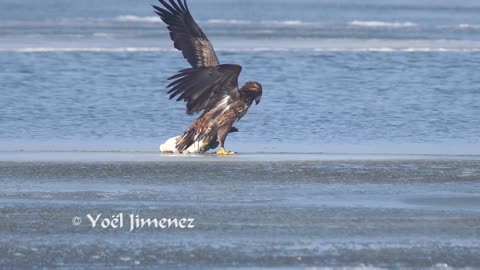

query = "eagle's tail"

[{"left": 176, "top": 128, "right": 197, "bottom": 152}]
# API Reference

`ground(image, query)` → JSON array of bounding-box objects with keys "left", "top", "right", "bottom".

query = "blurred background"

[{"left": 1, "top": 0, "right": 479, "bottom": 153}]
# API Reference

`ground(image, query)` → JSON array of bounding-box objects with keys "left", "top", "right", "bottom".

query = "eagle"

[{"left": 153, "top": 0, "right": 263, "bottom": 155}]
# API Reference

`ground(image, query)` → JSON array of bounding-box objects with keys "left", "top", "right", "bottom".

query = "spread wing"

[
  {"left": 153, "top": 0, "right": 219, "bottom": 68},
  {"left": 167, "top": 64, "right": 242, "bottom": 115}
]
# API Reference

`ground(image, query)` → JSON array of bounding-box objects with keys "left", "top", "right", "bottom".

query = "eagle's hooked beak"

[{"left": 255, "top": 95, "right": 262, "bottom": 105}]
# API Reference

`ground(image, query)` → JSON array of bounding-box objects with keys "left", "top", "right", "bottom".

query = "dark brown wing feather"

[
  {"left": 153, "top": 0, "right": 219, "bottom": 68},
  {"left": 167, "top": 64, "right": 242, "bottom": 115}
]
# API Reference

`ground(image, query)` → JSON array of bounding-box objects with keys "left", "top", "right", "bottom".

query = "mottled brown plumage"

[{"left": 153, "top": 0, "right": 263, "bottom": 154}]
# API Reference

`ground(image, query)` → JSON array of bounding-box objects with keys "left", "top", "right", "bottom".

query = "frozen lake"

[{"left": 1, "top": 152, "right": 479, "bottom": 269}]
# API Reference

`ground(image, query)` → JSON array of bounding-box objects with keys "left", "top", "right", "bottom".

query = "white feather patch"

[
  {"left": 217, "top": 96, "right": 231, "bottom": 112},
  {"left": 160, "top": 136, "right": 211, "bottom": 154}
]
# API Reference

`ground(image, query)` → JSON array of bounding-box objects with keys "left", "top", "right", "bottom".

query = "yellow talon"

[{"left": 216, "top": 147, "right": 237, "bottom": 155}]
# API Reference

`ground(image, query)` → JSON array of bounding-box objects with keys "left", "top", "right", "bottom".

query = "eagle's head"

[{"left": 241, "top": 81, "right": 263, "bottom": 105}]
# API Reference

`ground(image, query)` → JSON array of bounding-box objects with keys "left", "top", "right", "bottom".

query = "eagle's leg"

[{"left": 216, "top": 126, "right": 237, "bottom": 155}]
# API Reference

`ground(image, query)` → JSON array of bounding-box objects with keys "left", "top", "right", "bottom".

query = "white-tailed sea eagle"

[{"left": 153, "top": 0, "right": 263, "bottom": 155}]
